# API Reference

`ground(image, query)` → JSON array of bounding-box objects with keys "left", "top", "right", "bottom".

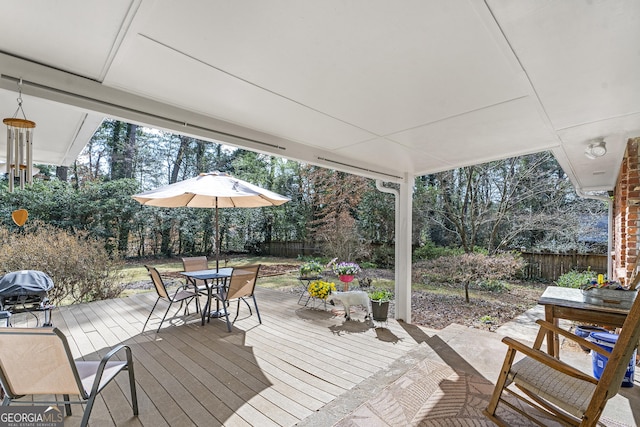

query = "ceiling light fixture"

[
  {"left": 3, "top": 79, "right": 35, "bottom": 192},
  {"left": 584, "top": 140, "right": 606, "bottom": 160}
]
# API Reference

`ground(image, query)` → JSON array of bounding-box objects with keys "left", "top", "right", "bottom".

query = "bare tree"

[
  {"left": 420, "top": 152, "right": 606, "bottom": 253},
  {"left": 307, "top": 168, "right": 370, "bottom": 260}
]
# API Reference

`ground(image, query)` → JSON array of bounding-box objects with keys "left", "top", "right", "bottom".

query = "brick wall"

[{"left": 613, "top": 138, "right": 640, "bottom": 284}]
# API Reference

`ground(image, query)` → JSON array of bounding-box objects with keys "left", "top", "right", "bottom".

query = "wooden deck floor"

[{"left": 9, "top": 287, "right": 424, "bottom": 426}]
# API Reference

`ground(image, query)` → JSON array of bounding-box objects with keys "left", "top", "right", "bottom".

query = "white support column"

[
  {"left": 396, "top": 173, "right": 413, "bottom": 322},
  {"left": 376, "top": 173, "right": 413, "bottom": 323}
]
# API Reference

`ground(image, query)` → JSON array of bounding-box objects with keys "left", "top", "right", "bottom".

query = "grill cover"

[{"left": 0, "top": 270, "right": 54, "bottom": 298}]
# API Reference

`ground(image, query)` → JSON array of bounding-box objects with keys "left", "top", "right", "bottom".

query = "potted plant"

[
  {"left": 307, "top": 280, "right": 336, "bottom": 300},
  {"left": 332, "top": 261, "right": 361, "bottom": 290},
  {"left": 299, "top": 260, "right": 324, "bottom": 279},
  {"left": 368, "top": 288, "right": 393, "bottom": 321}
]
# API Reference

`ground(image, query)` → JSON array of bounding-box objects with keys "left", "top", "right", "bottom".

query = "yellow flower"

[{"left": 308, "top": 280, "right": 336, "bottom": 299}]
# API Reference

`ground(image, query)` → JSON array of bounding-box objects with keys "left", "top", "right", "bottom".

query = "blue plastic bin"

[
  {"left": 574, "top": 326, "right": 608, "bottom": 351},
  {"left": 589, "top": 331, "right": 635, "bottom": 388}
]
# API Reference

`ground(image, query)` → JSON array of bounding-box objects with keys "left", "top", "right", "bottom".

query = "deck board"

[
  {"left": 167, "top": 329, "right": 312, "bottom": 420},
  {"left": 7, "top": 286, "right": 423, "bottom": 426}
]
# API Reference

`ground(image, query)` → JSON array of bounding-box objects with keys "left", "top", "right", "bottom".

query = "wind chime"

[{"left": 3, "top": 79, "right": 35, "bottom": 192}]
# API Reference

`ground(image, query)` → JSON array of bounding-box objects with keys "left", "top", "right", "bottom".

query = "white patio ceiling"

[{"left": 1, "top": 0, "right": 639, "bottom": 191}]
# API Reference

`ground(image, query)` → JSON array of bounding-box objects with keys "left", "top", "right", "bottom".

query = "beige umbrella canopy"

[{"left": 132, "top": 171, "right": 290, "bottom": 269}]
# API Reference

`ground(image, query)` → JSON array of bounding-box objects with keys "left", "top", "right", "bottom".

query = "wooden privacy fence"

[
  {"left": 257, "top": 241, "right": 321, "bottom": 258},
  {"left": 257, "top": 242, "right": 607, "bottom": 282},
  {"left": 520, "top": 252, "right": 607, "bottom": 281}
]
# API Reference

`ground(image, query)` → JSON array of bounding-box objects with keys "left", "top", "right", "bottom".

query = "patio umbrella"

[{"left": 132, "top": 171, "right": 290, "bottom": 270}]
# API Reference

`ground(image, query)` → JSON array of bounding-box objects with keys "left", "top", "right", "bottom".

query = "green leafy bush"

[
  {"left": 0, "top": 222, "right": 125, "bottom": 305},
  {"left": 555, "top": 269, "right": 596, "bottom": 288},
  {"left": 368, "top": 288, "right": 394, "bottom": 302},
  {"left": 479, "top": 315, "right": 495, "bottom": 323},
  {"left": 477, "top": 279, "right": 511, "bottom": 293},
  {"left": 413, "top": 242, "right": 465, "bottom": 261}
]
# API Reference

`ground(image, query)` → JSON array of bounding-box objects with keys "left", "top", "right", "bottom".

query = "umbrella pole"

[{"left": 215, "top": 197, "right": 219, "bottom": 272}]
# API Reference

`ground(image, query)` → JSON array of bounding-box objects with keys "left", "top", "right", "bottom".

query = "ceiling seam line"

[
  {"left": 482, "top": 0, "right": 557, "bottom": 132},
  {"left": 98, "top": 0, "right": 144, "bottom": 81},
  {"left": 138, "top": 33, "right": 379, "bottom": 137},
  {"left": 555, "top": 111, "right": 640, "bottom": 132},
  {"left": 384, "top": 95, "right": 530, "bottom": 135}
]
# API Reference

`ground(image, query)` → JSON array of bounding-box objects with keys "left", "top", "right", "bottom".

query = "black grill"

[{"left": 0, "top": 270, "right": 54, "bottom": 326}]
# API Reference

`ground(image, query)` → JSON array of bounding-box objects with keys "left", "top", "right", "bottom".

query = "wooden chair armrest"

[
  {"left": 502, "top": 336, "right": 598, "bottom": 384},
  {"left": 535, "top": 319, "right": 612, "bottom": 357}
]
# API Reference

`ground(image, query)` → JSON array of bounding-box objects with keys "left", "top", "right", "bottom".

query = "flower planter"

[
  {"left": 307, "top": 280, "right": 336, "bottom": 302},
  {"left": 299, "top": 260, "right": 324, "bottom": 279},
  {"left": 581, "top": 287, "right": 637, "bottom": 309},
  {"left": 371, "top": 300, "right": 390, "bottom": 321},
  {"left": 299, "top": 275, "right": 322, "bottom": 281},
  {"left": 333, "top": 262, "right": 361, "bottom": 291},
  {"left": 339, "top": 274, "right": 354, "bottom": 291}
]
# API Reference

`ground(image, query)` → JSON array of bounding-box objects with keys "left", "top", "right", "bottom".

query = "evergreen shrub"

[
  {"left": 555, "top": 269, "right": 596, "bottom": 289},
  {"left": 413, "top": 242, "right": 465, "bottom": 261}
]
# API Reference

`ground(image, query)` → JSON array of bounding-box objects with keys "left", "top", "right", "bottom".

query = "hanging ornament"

[{"left": 3, "top": 79, "right": 36, "bottom": 192}]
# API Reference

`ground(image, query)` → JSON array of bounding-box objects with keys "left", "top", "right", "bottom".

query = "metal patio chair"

[
  {"left": 142, "top": 265, "right": 200, "bottom": 332},
  {"left": 0, "top": 327, "right": 138, "bottom": 427},
  {"left": 212, "top": 265, "right": 261, "bottom": 332},
  {"left": 182, "top": 256, "right": 210, "bottom": 295}
]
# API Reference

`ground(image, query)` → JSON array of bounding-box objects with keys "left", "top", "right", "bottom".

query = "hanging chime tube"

[
  {"left": 6, "top": 126, "right": 12, "bottom": 175},
  {"left": 26, "top": 128, "right": 32, "bottom": 184},
  {"left": 3, "top": 118, "right": 36, "bottom": 192},
  {"left": 18, "top": 129, "right": 25, "bottom": 189},
  {"left": 3, "top": 78, "right": 36, "bottom": 192},
  {"left": 6, "top": 126, "right": 13, "bottom": 192}
]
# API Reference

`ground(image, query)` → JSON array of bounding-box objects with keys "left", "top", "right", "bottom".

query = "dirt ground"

[
  {"left": 406, "top": 283, "right": 547, "bottom": 331},
  {"left": 332, "top": 267, "right": 548, "bottom": 332},
  {"left": 259, "top": 264, "right": 299, "bottom": 276},
  {"left": 283, "top": 265, "right": 547, "bottom": 332}
]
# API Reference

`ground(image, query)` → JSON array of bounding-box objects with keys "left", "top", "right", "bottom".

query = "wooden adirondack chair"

[{"left": 484, "top": 289, "right": 640, "bottom": 426}]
